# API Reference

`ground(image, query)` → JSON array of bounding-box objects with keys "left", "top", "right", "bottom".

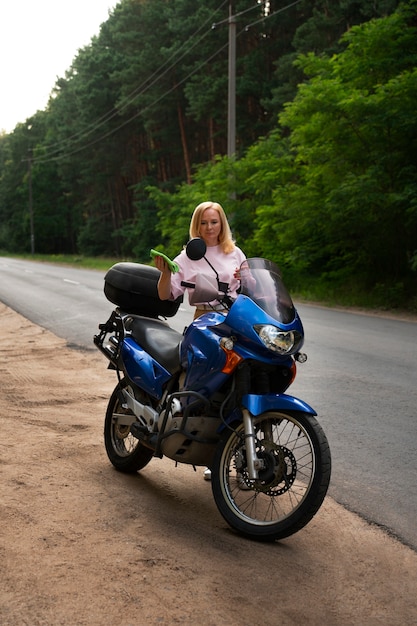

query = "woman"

[
  {"left": 154, "top": 201, "right": 247, "bottom": 483},
  {"left": 155, "top": 201, "right": 245, "bottom": 317}
]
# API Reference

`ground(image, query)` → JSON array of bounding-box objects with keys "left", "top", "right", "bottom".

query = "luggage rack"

[{"left": 93, "top": 310, "right": 124, "bottom": 369}]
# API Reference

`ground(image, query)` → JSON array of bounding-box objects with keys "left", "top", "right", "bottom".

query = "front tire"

[
  {"left": 104, "top": 379, "right": 154, "bottom": 473},
  {"left": 211, "top": 411, "right": 331, "bottom": 541}
]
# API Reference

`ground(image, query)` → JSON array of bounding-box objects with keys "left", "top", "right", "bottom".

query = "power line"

[
  {"left": 35, "top": 32, "right": 233, "bottom": 164},
  {"left": 245, "top": 0, "right": 303, "bottom": 31},
  {"left": 212, "top": 0, "right": 263, "bottom": 28},
  {"left": 33, "top": 0, "right": 301, "bottom": 165},
  {"left": 34, "top": 0, "right": 229, "bottom": 162}
]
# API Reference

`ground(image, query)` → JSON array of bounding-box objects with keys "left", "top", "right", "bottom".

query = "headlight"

[{"left": 254, "top": 324, "right": 302, "bottom": 355}]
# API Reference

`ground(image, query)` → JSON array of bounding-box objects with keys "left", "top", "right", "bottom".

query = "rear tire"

[
  {"left": 211, "top": 411, "right": 331, "bottom": 541},
  {"left": 104, "top": 379, "right": 154, "bottom": 473}
]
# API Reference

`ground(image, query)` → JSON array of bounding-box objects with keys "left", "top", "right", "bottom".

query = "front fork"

[{"left": 242, "top": 408, "right": 266, "bottom": 480}]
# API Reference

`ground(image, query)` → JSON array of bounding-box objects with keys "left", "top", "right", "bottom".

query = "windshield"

[{"left": 239, "top": 258, "right": 296, "bottom": 324}]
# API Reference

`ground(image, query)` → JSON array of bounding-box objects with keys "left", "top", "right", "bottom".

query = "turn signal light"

[{"left": 220, "top": 345, "right": 243, "bottom": 374}]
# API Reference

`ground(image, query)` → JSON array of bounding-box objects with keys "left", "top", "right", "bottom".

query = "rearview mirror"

[{"left": 186, "top": 238, "right": 206, "bottom": 261}]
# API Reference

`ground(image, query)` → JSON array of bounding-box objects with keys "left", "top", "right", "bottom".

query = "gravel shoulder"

[{"left": 1, "top": 303, "right": 417, "bottom": 626}]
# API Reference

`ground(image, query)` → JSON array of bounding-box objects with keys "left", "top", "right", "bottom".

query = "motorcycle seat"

[{"left": 125, "top": 316, "right": 182, "bottom": 373}]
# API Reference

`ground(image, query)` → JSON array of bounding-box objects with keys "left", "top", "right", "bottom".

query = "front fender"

[{"left": 242, "top": 393, "right": 317, "bottom": 416}]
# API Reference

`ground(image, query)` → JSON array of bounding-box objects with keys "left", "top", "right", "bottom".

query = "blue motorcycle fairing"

[
  {"left": 180, "top": 316, "right": 230, "bottom": 398},
  {"left": 121, "top": 336, "right": 171, "bottom": 399},
  {"left": 215, "top": 294, "right": 305, "bottom": 357},
  {"left": 180, "top": 302, "right": 299, "bottom": 396},
  {"left": 241, "top": 393, "right": 317, "bottom": 416}
]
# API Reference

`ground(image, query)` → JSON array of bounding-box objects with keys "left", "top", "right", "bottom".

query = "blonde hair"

[{"left": 189, "top": 201, "right": 235, "bottom": 254}]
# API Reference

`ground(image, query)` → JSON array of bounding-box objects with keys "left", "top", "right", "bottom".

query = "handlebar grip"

[{"left": 181, "top": 281, "right": 195, "bottom": 288}]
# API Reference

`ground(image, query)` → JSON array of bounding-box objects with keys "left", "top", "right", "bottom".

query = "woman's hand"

[
  {"left": 154, "top": 255, "right": 169, "bottom": 274},
  {"left": 155, "top": 255, "right": 173, "bottom": 300}
]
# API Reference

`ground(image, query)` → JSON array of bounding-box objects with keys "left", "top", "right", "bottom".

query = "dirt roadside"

[{"left": 1, "top": 302, "right": 417, "bottom": 626}]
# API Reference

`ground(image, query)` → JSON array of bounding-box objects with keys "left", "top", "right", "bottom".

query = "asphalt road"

[{"left": 1, "top": 256, "right": 416, "bottom": 550}]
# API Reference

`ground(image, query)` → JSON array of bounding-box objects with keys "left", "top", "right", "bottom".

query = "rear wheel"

[
  {"left": 104, "top": 379, "right": 154, "bottom": 473},
  {"left": 211, "top": 411, "right": 331, "bottom": 541}
]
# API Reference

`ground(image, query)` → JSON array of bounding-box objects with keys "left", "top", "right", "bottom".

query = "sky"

[{"left": 0, "top": 1, "right": 116, "bottom": 133}]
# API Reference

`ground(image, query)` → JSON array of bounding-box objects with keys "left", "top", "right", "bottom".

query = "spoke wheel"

[
  {"left": 211, "top": 411, "right": 331, "bottom": 541},
  {"left": 104, "top": 379, "right": 154, "bottom": 473}
]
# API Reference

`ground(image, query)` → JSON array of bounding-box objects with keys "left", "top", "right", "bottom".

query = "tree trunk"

[{"left": 177, "top": 101, "right": 191, "bottom": 184}]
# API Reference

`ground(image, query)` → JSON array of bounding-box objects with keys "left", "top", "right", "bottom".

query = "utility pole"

[
  {"left": 227, "top": 0, "right": 236, "bottom": 158},
  {"left": 27, "top": 149, "right": 35, "bottom": 255},
  {"left": 227, "top": 1, "right": 270, "bottom": 158}
]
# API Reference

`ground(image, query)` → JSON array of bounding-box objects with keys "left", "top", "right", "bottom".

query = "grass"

[{"left": 290, "top": 276, "right": 417, "bottom": 315}]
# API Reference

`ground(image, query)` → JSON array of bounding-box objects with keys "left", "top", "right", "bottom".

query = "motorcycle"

[{"left": 94, "top": 238, "right": 331, "bottom": 541}]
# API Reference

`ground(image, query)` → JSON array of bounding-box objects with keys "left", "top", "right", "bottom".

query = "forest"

[{"left": 0, "top": 0, "right": 416, "bottom": 309}]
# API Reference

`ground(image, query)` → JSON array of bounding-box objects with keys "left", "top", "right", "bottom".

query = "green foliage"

[
  {"left": 148, "top": 1, "right": 417, "bottom": 309},
  {"left": 273, "top": 4, "right": 417, "bottom": 288},
  {"left": 266, "top": 0, "right": 400, "bottom": 113},
  {"left": 77, "top": 215, "right": 115, "bottom": 257},
  {"left": 114, "top": 184, "right": 161, "bottom": 262}
]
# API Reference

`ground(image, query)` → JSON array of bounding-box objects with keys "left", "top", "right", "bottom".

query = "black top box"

[{"left": 104, "top": 262, "right": 182, "bottom": 318}]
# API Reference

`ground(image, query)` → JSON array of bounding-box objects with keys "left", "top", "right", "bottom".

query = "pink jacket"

[{"left": 171, "top": 244, "right": 246, "bottom": 304}]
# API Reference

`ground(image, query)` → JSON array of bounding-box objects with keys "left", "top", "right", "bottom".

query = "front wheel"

[
  {"left": 104, "top": 379, "right": 154, "bottom": 473},
  {"left": 211, "top": 411, "right": 331, "bottom": 541}
]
